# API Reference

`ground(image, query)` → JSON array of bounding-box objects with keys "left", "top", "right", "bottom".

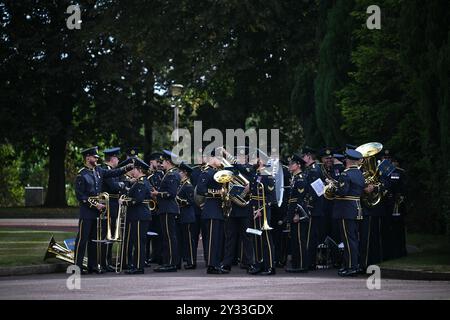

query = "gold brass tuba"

[
  {"left": 356, "top": 142, "right": 383, "bottom": 208},
  {"left": 44, "top": 236, "right": 87, "bottom": 268}
]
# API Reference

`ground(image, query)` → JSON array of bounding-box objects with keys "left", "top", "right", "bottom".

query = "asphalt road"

[{"left": 1, "top": 265, "right": 449, "bottom": 300}]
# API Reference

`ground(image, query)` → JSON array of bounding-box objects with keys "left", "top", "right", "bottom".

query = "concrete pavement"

[{"left": 0, "top": 266, "right": 449, "bottom": 300}]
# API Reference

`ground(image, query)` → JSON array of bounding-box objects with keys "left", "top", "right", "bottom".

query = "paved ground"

[
  {"left": 0, "top": 219, "right": 78, "bottom": 231},
  {"left": 1, "top": 219, "right": 449, "bottom": 300},
  {"left": 1, "top": 265, "right": 449, "bottom": 300}
]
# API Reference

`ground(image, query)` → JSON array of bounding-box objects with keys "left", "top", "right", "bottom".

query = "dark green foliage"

[{"left": 0, "top": 0, "right": 448, "bottom": 236}]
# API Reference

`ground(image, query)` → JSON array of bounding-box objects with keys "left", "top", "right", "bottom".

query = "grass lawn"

[
  {"left": 380, "top": 233, "right": 450, "bottom": 273},
  {"left": 0, "top": 228, "right": 77, "bottom": 267}
]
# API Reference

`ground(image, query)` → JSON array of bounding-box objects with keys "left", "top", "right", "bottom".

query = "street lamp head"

[{"left": 169, "top": 84, "right": 184, "bottom": 97}]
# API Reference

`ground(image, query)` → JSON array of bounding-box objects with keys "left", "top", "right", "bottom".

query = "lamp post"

[{"left": 169, "top": 84, "right": 184, "bottom": 145}]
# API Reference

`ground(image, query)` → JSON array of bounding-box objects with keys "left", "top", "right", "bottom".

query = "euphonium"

[
  {"left": 218, "top": 147, "right": 250, "bottom": 207},
  {"left": 213, "top": 169, "right": 234, "bottom": 218},
  {"left": 356, "top": 142, "right": 383, "bottom": 208}
]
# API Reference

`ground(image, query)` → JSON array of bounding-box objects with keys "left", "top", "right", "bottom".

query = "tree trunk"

[{"left": 44, "top": 133, "right": 67, "bottom": 207}]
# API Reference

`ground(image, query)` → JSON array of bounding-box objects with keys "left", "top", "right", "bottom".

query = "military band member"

[
  {"left": 246, "top": 155, "right": 276, "bottom": 276},
  {"left": 197, "top": 150, "right": 229, "bottom": 274},
  {"left": 152, "top": 150, "right": 181, "bottom": 272},
  {"left": 74, "top": 146, "right": 132, "bottom": 274},
  {"left": 286, "top": 154, "right": 310, "bottom": 273},
  {"left": 145, "top": 152, "right": 164, "bottom": 266},
  {"left": 120, "top": 158, "right": 152, "bottom": 274},
  {"left": 190, "top": 151, "right": 209, "bottom": 264},
  {"left": 176, "top": 163, "right": 197, "bottom": 269},
  {"left": 271, "top": 162, "right": 291, "bottom": 268},
  {"left": 381, "top": 150, "right": 407, "bottom": 260},
  {"left": 221, "top": 148, "right": 253, "bottom": 272},
  {"left": 301, "top": 146, "right": 325, "bottom": 270},
  {"left": 100, "top": 147, "right": 126, "bottom": 272},
  {"left": 332, "top": 149, "right": 365, "bottom": 277}
]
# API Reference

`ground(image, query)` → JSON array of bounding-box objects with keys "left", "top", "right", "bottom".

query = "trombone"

[
  {"left": 114, "top": 195, "right": 154, "bottom": 273},
  {"left": 255, "top": 180, "right": 273, "bottom": 231}
]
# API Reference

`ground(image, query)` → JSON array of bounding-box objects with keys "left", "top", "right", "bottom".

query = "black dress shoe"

[
  {"left": 206, "top": 266, "right": 228, "bottom": 274},
  {"left": 259, "top": 268, "right": 276, "bottom": 275},
  {"left": 105, "top": 265, "right": 116, "bottom": 272},
  {"left": 275, "top": 261, "right": 286, "bottom": 268},
  {"left": 247, "top": 265, "right": 262, "bottom": 275},
  {"left": 285, "top": 267, "right": 308, "bottom": 273},
  {"left": 154, "top": 265, "right": 177, "bottom": 272},
  {"left": 356, "top": 267, "right": 366, "bottom": 274},
  {"left": 339, "top": 268, "right": 358, "bottom": 277},
  {"left": 239, "top": 264, "right": 250, "bottom": 270},
  {"left": 176, "top": 264, "right": 182, "bottom": 270},
  {"left": 308, "top": 265, "right": 316, "bottom": 271},
  {"left": 221, "top": 265, "right": 231, "bottom": 272},
  {"left": 126, "top": 268, "right": 145, "bottom": 274},
  {"left": 184, "top": 264, "right": 196, "bottom": 270},
  {"left": 88, "top": 267, "right": 104, "bottom": 274},
  {"left": 338, "top": 267, "right": 346, "bottom": 273}
]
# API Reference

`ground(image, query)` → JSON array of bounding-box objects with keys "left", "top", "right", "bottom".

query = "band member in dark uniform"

[
  {"left": 74, "top": 146, "right": 132, "bottom": 274},
  {"left": 301, "top": 146, "right": 325, "bottom": 270},
  {"left": 220, "top": 148, "right": 253, "bottom": 272},
  {"left": 152, "top": 150, "right": 181, "bottom": 272},
  {"left": 381, "top": 150, "right": 407, "bottom": 260},
  {"left": 145, "top": 152, "right": 164, "bottom": 266},
  {"left": 190, "top": 151, "right": 209, "bottom": 264},
  {"left": 272, "top": 161, "right": 291, "bottom": 268},
  {"left": 176, "top": 162, "right": 197, "bottom": 269},
  {"left": 197, "top": 150, "right": 229, "bottom": 274},
  {"left": 120, "top": 158, "right": 152, "bottom": 274},
  {"left": 100, "top": 147, "right": 126, "bottom": 272},
  {"left": 332, "top": 149, "right": 365, "bottom": 277},
  {"left": 246, "top": 155, "right": 276, "bottom": 276},
  {"left": 285, "top": 154, "right": 310, "bottom": 273}
]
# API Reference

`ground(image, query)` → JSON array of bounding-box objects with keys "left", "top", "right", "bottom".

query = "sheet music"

[{"left": 310, "top": 178, "right": 325, "bottom": 197}]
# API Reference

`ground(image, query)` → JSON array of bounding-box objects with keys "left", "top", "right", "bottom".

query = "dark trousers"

[
  {"left": 252, "top": 217, "right": 275, "bottom": 270},
  {"left": 160, "top": 213, "right": 179, "bottom": 266},
  {"left": 177, "top": 223, "right": 196, "bottom": 265},
  {"left": 192, "top": 214, "right": 208, "bottom": 262},
  {"left": 290, "top": 221, "right": 309, "bottom": 269},
  {"left": 127, "top": 220, "right": 149, "bottom": 270},
  {"left": 271, "top": 209, "right": 289, "bottom": 266},
  {"left": 223, "top": 216, "right": 253, "bottom": 267},
  {"left": 391, "top": 215, "right": 407, "bottom": 258},
  {"left": 204, "top": 219, "right": 224, "bottom": 268},
  {"left": 359, "top": 216, "right": 371, "bottom": 269},
  {"left": 74, "top": 218, "right": 98, "bottom": 269},
  {"left": 339, "top": 219, "right": 359, "bottom": 269},
  {"left": 307, "top": 216, "right": 325, "bottom": 267},
  {"left": 146, "top": 214, "right": 162, "bottom": 264},
  {"left": 380, "top": 215, "right": 393, "bottom": 260}
]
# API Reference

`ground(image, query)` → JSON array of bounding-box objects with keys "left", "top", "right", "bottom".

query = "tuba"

[
  {"left": 356, "top": 142, "right": 383, "bottom": 208},
  {"left": 44, "top": 236, "right": 88, "bottom": 268}
]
